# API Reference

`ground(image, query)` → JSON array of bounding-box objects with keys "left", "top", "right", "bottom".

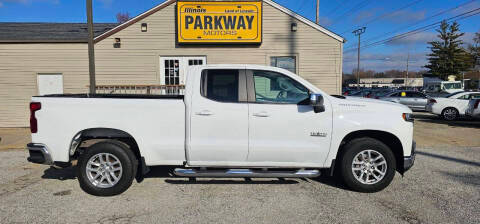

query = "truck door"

[
  {"left": 188, "top": 69, "right": 249, "bottom": 165},
  {"left": 246, "top": 70, "right": 333, "bottom": 165}
]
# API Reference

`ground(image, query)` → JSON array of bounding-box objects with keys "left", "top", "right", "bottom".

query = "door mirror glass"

[{"left": 310, "top": 93, "right": 325, "bottom": 113}]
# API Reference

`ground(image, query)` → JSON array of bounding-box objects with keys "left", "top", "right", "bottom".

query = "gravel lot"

[{"left": 0, "top": 114, "right": 479, "bottom": 224}]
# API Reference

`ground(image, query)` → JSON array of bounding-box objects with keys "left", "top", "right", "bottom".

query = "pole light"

[
  {"left": 353, "top": 27, "right": 366, "bottom": 89},
  {"left": 87, "top": 0, "right": 96, "bottom": 94}
]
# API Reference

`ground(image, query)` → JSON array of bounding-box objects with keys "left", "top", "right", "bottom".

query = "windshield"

[
  {"left": 443, "top": 83, "right": 462, "bottom": 90},
  {"left": 445, "top": 91, "right": 465, "bottom": 98}
]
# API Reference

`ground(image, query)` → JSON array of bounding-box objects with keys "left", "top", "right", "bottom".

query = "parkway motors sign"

[{"left": 177, "top": 1, "right": 262, "bottom": 44}]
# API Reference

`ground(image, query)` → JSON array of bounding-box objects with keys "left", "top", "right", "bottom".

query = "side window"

[
  {"left": 202, "top": 70, "right": 239, "bottom": 102},
  {"left": 390, "top": 92, "right": 400, "bottom": 97},
  {"left": 252, "top": 70, "right": 309, "bottom": 104},
  {"left": 270, "top": 56, "right": 296, "bottom": 73},
  {"left": 406, "top": 92, "right": 424, "bottom": 98},
  {"left": 457, "top": 94, "right": 470, "bottom": 100},
  {"left": 470, "top": 94, "right": 480, "bottom": 99}
]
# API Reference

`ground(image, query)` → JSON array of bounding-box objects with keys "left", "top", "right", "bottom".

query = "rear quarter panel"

[{"left": 31, "top": 97, "right": 186, "bottom": 165}]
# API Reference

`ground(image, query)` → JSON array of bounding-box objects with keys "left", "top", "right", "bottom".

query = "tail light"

[
  {"left": 30, "top": 102, "right": 41, "bottom": 133},
  {"left": 366, "top": 93, "right": 372, "bottom": 98},
  {"left": 475, "top": 100, "right": 480, "bottom": 109},
  {"left": 343, "top": 91, "right": 348, "bottom": 96},
  {"left": 428, "top": 99, "right": 437, "bottom": 104}
]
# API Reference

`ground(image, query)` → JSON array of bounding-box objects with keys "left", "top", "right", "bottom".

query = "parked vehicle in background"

[
  {"left": 26, "top": 65, "right": 415, "bottom": 196},
  {"left": 347, "top": 89, "right": 373, "bottom": 98},
  {"left": 379, "top": 91, "right": 430, "bottom": 112},
  {"left": 371, "top": 89, "right": 394, "bottom": 99},
  {"left": 465, "top": 99, "right": 480, "bottom": 119},
  {"left": 424, "top": 81, "right": 463, "bottom": 96},
  {"left": 426, "top": 91, "right": 480, "bottom": 120}
]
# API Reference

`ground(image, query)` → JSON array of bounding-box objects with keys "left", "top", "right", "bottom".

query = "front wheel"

[
  {"left": 339, "top": 138, "right": 396, "bottom": 193},
  {"left": 77, "top": 141, "right": 137, "bottom": 196},
  {"left": 442, "top": 107, "right": 459, "bottom": 121}
]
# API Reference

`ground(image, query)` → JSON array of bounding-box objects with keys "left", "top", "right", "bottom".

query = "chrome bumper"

[
  {"left": 27, "top": 143, "right": 53, "bottom": 165},
  {"left": 403, "top": 141, "right": 416, "bottom": 173}
]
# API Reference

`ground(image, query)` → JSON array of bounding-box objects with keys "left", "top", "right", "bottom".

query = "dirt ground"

[
  {"left": 413, "top": 113, "right": 480, "bottom": 147},
  {"left": 0, "top": 113, "right": 479, "bottom": 223}
]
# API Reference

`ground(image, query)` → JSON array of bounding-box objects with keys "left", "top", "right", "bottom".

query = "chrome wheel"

[
  {"left": 351, "top": 150, "right": 387, "bottom": 185},
  {"left": 86, "top": 153, "right": 122, "bottom": 188},
  {"left": 443, "top": 108, "right": 458, "bottom": 120}
]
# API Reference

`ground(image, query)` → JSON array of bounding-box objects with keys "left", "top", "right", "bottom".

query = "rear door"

[
  {"left": 246, "top": 70, "right": 332, "bottom": 166},
  {"left": 188, "top": 69, "right": 249, "bottom": 165},
  {"left": 406, "top": 92, "right": 428, "bottom": 111}
]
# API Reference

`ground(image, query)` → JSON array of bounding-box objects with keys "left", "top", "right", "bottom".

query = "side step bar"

[{"left": 174, "top": 168, "right": 321, "bottom": 178}]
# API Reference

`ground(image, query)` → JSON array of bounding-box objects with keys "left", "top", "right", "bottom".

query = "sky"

[{"left": 0, "top": 0, "right": 479, "bottom": 73}]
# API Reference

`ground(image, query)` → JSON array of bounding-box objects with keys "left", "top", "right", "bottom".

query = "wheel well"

[
  {"left": 338, "top": 130, "right": 404, "bottom": 173},
  {"left": 71, "top": 128, "right": 141, "bottom": 162}
]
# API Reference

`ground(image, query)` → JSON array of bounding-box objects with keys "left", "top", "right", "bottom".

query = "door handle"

[
  {"left": 253, "top": 111, "right": 270, "bottom": 117},
  {"left": 196, "top": 110, "right": 214, "bottom": 116}
]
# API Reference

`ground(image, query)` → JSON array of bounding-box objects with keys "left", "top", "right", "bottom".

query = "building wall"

[
  {"left": 0, "top": 44, "right": 89, "bottom": 127},
  {"left": 94, "top": 2, "right": 343, "bottom": 93},
  {"left": 0, "top": 1, "right": 342, "bottom": 127}
]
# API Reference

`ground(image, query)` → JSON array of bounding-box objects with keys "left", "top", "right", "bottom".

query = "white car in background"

[
  {"left": 466, "top": 99, "right": 480, "bottom": 119},
  {"left": 426, "top": 91, "right": 480, "bottom": 120}
]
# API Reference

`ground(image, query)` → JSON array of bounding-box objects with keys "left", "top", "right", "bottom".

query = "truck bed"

[{"left": 31, "top": 95, "right": 186, "bottom": 165}]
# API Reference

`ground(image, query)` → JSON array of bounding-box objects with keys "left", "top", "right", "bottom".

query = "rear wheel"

[
  {"left": 77, "top": 141, "right": 137, "bottom": 196},
  {"left": 442, "top": 107, "right": 459, "bottom": 121},
  {"left": 339, "top": 138, "right": 396, "bottom": 193}
]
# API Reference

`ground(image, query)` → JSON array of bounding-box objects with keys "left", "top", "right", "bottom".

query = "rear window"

[{"left": 201, "top": 69, "right": 239, "bottom": 102}]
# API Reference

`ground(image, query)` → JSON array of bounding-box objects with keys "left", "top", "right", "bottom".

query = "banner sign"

[{"left": 177, "top": 1, "right": 262, "bottom": 44}]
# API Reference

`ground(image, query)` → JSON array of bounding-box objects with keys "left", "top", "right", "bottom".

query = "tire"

[
  {"left": 442, "top": 107, "right": 459, "bottom": 121},
  {"left": 339, "top": 138, "right": 396, "bottom": 193},
  {"left": 77, "top": 141, "right": 137, "bottom": 196}
]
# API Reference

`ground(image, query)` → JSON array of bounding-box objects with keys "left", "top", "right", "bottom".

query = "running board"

[{"left": 174, "top": 168, "right": 321, "bottom": 178}]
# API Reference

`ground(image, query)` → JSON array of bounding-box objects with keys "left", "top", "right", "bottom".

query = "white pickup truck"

[{"left": 27, "top": 65, "right": 416, "bottom": 196}]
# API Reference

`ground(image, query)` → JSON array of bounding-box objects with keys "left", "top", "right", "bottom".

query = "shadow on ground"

[
  {"left": 413, "top": 113, "right": 480, "bottom": 128},
  {"left": 40, "top": 165, "right": 353, "bottom": 187}
]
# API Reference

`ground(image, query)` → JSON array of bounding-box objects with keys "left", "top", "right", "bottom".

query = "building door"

[
  {"left": 160, "top": 56, "right": 206, "bottom": 85},
  {"left": 37, "top": 74, "right": 63, "bottom": 95}
]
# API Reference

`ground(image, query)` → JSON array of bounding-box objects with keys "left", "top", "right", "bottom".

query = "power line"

[
  {"left": 344, "top": 0, "right": 478, "bottom": 50},
  {"left": 344, "top": 9, "right": 480, "bottom": 53},
  {"left": 343, "top": 7, "right": 480, "bottom": 53},
  {"left": 327, "top": 0, "right": 352, "bottom": 16},
  {"left": 339, "top": 0, "right": 425, "bottom": 35},
  {"left": 330, "top": 0, "right": 374, "bottom": 26}
]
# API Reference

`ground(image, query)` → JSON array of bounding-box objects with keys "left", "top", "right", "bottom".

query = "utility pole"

[
  {"left": 406, "top": 52, "right": 410, "bottom": 89},
  {"left": 353, "top": 27, "right": 366, "bottom": 89},
  {"left": 316, "top": 0, "right": 320, "bottom": 24},
  {"left": 87, "top": 0, "right": 96, "bottom": 94}
]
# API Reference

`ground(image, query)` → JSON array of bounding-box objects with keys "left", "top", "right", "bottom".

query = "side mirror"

[{"left": 310, "top": 93, "right": 325, "bottom": 113}]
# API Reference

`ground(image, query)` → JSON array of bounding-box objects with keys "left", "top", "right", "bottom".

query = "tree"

[
  {"left": 116, "top": 12, "right": 130, "bottom": 23},
  {"left": 425, "top": 21, "right": 472, "bottom": 80},
  {"left": 469, "top": 31, "right": 480, "bottom": 69}
]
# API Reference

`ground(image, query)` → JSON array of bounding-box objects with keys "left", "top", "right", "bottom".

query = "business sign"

[{"left": 177, "top": 1, "right": 262, "bottom": 44}]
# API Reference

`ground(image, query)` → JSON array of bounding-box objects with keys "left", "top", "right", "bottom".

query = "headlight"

[{"left": 402, "top": 113, "right": 414, "bottom": 122}]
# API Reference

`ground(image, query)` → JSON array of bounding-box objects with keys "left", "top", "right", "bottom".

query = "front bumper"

[
  {"left": 27, "top": 143, "right": 53, "bottom": 165},
  {"left": 403, "top": 141, "right": 416, "bottom": 172}
]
